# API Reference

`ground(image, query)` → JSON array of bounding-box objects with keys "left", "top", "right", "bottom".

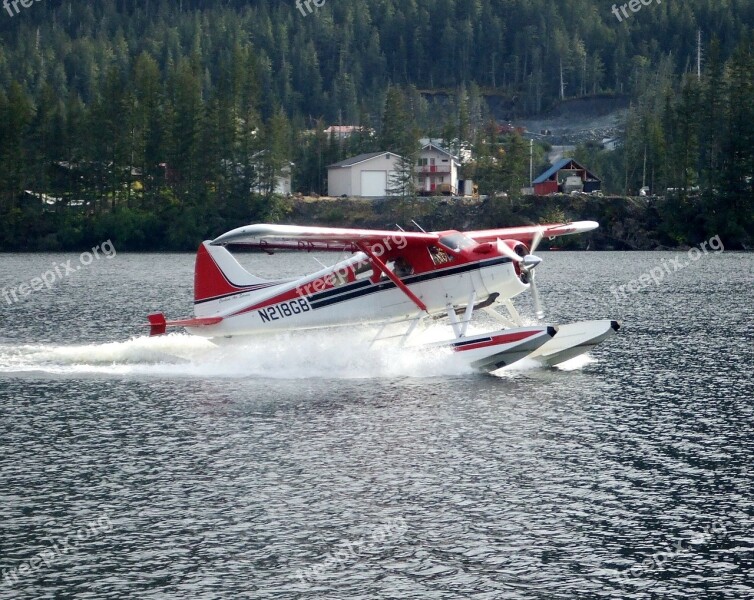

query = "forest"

[{"left": 0, "top": 0, "right": 752, "bottom": 249}]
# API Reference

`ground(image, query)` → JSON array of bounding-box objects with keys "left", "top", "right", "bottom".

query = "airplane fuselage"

[{"left": 189, "top": 251, "right": 527, "bottom": 338}]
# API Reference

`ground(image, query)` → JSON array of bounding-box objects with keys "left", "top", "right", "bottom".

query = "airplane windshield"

[{"left": 438, "top": 233, "right": 475, "bottom": 252}]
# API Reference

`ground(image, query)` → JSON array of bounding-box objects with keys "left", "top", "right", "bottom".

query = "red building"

[{"left": 533, "top": 158, "right": 601, "bottom": 195}]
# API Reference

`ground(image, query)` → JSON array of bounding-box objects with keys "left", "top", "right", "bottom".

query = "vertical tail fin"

[{"left": 194, "top": 242, "right": 271, "bottom": 312}]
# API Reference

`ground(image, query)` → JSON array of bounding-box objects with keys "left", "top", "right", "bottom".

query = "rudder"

[{"left": 194, "top": 241, "right": 272, "bottom": 306}]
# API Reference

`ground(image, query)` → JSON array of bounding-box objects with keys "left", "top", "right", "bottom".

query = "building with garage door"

[
  {"left": 533, "top": 158, "right": 601, "bottom": 196},
  {"left": 327, "top": 152, "right": 402, "bottom": 197}
]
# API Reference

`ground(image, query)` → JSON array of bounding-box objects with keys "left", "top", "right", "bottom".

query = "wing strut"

[{"left": 357, "top": 243, "right": 428, "bottom": 313}]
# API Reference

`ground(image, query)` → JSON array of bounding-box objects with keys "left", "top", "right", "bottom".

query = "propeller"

[
  {"left": 497, "top": 225, "right": 547, "bottom": 320},
  {"left": 527, "top": 226, "right": 546, "bottom": 319},
  {"left": 530, "top": 226, "right": 545, "bottom": 254},
  {"left": 527, "top": 263, "right": 545, "bottom": 320}
]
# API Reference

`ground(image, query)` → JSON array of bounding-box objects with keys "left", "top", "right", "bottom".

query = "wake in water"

[{"left": 0, "top": 327, "right": 480, "bottom": 379}]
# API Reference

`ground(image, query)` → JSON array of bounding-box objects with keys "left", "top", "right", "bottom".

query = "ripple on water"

[{"left": 0, "top": 251, "right": 752, "bottom": 598}]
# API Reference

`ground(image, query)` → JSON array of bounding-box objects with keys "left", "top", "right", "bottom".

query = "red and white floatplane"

[{"left": 148, "top": 221, "right": 620, "bottom": 372}]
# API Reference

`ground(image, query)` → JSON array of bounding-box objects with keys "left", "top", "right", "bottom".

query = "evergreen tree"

[{"left": 0, "top": 0, "right": 752, "bottom": 249}]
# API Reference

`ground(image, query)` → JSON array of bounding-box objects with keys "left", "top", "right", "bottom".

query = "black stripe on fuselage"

[
  {"left": 309, "top": 280, "right": 396, "bottom": 310},
  {"left": 308, "top": 278, "right": 372, "bottom": 302},
  {"left": 403, "top": 256, "right": 511, "bottom": 286}
]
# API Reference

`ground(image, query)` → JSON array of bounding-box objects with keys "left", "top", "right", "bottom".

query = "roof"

[
  {"left": 533, "top": 158, "right": 600, "bottom": 184},
  {"left": 328, "top": 152, "right": 400, "bottom": 169},
  {"left": 420, "top": 142, "right": 461, "bottom": 164},
  {"left": 324, "top": 125, "right": 364, "bottom": 133},
  {"left": 249, "top": 151, "right": 294, "bottom": 167}
]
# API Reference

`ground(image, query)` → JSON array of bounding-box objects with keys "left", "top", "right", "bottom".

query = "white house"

[
  {"left": 416, "top": 142, "right": 461, "bottom": 195},
  {"left": 327, "top": 152, "right": 402, "bottom": 197},
  {"left": 271, "top": 164, "right": 293, "bottom": 195},
  {"left": 250, "top": 151, "right": 293, "bottom": 195},
  {"left": 601, "top": 137, "right": 623, "bottom": 152},
  {"left": 324, "top": 125, "right": 374, "bottom": 140}
]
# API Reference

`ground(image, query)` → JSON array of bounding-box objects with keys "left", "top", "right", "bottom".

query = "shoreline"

[{"left": 0, "top": 195, "right": 750, "bottom": 252}]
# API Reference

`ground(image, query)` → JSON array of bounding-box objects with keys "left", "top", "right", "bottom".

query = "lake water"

[{"left": 0, "top": 249, "right": 752, "bottom": 599}]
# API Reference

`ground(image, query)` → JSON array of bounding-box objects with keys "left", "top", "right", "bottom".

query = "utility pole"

[
  {"left": 697, "top": 30, "right": 702, "bottom": 80},
  {"left": 530, "top": 138, "right": 534, "bottom": 186},
  {"left": 642, "top": 145, "right": 647, "bottom": 190}
]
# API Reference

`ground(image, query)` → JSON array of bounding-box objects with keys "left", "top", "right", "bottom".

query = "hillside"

[
  {"left": 0, "top": 0, "right": 752, "bottom": 250},
  {"left": 1, "top": 1, "right": 753, "bottom": 123}
]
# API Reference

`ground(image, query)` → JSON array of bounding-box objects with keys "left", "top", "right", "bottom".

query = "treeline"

[
  {"left": 0, "top": 0, "right": 753, "bottom": 250},
  {"left": 3, "top": 0, "right": 752, "bottom": 118},
  {"left": 574, "top": 38, "right": 754, "bottom": 247}
]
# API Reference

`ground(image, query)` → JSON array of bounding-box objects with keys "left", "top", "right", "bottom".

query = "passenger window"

[
  {"left": 380, "top": 256, "right": 415, "bottom": 280},
  {"left": 393, "top": 257, "right": 414, "bottom": 277},
  {"left": 429, "top": 245, "right": 454, "bottom": 265},
  {"left": 329, "top": 270, "right": 349, "bottom": 287},
  {"left": 353, "top": 260, "right": 373, "bottom": 281}
]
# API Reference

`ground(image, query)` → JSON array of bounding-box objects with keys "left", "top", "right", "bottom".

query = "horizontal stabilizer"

[{"left": 147, "top": 312, "right": 223, "bottom": 337}]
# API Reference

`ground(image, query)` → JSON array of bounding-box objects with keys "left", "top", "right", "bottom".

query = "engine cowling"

[{"left": 499, "top": 239, "right": 531, "bottom": 282}]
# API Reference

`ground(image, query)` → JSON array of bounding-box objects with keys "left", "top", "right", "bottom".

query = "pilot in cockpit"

[{"left": 393, "top": 257, "right": 414, "bottom": 278}]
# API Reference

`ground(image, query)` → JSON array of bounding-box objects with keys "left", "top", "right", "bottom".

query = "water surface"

[{"left": 0, "top": 250, "right": 752, "bottom": 598}]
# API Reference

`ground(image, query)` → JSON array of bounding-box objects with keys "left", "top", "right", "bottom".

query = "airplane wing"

[
  {"left": 465, "top": 221, "right": 599, "bottom": 244},
  {"left": 210, "top": 221, "right": 598, "bottom": 252},
  {"left": 210, "top": 224, "right": 438, "bottom": 252}
]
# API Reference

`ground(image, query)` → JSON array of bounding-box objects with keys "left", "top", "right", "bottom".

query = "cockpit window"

[{"left": 438, "top": 233, "right": 475, "bottom": 252}]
